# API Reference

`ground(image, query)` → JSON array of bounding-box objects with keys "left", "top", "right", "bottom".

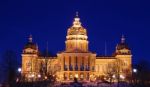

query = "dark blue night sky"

[{"left": 0, "top": 0, "right": 150, "bottom": 65}]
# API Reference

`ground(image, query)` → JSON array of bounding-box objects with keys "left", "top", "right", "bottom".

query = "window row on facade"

[{"left": 64, "top": 65, "right": 94, "bottom": 71}]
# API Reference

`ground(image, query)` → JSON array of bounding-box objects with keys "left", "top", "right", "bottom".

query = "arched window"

[
  {"left": 75, "top": 65, "right": 78, "bottom": 71},
  {"left": 64, "top": 56, "right": 68, "bottom": 71},
  {"left": 82, "top": 57, "right": 84, "bottom": 65},
  {"left": 64, "top": 65, "right": 68, "bottom": 71},
  {"left": 26, "top": 61, "right": 31, "bottom": 71},
  {"left": 69, "top": 65, "right": 73, "bottom": 71},
  {"left": 86, "top": 65, "right": 90, "bottom": 71},
  {"left": 92, "top": 66, "right": 95, "bottom": 71},
  {"left": 80, "top": 65, "right": 84, "bottom": 71},
  {"left": 75, "top": 56, "right": 77, "bottom": 65},
  {"left": 69, "top": 56, "right": 71, "bottom": 66},
  {"left": 80, "top": 73, "right": 84, "bottom": 80},
  {"left": 69, "top": 73, "right": 73, "bottom": 80},
  {"left": 64, "top": 73, "right": 68, "bottom": 80}
]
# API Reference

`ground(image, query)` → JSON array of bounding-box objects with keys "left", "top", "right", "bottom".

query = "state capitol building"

[{"left": 21, "top": 13, "right": 132, "bottom": 81}]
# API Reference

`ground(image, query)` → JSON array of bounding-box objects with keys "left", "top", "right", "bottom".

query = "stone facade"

[{"left": 21, "top": 14, "right": 132, "bottom": 81}]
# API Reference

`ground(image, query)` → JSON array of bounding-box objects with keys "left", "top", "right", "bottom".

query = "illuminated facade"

[{"left": 21, "top": 14, "right": 132, "bottom": 81}]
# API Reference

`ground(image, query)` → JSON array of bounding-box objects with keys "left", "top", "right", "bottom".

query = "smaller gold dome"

[{"left": 24, "top": 35, "right": 38, "bottom": 50}]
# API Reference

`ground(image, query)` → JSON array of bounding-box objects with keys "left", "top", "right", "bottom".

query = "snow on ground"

[{"left": 53, "top": 82, "right": 131, "bottom": 87}]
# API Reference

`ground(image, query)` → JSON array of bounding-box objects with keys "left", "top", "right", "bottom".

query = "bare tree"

[
  {"left": 113, "top": 59, "right": 125, "bottom": 87},
  {"left": 135, "top": 60, "right": 150, "bottom": 87},
  {"left": 1, "top": 50, "right": 18, "bottom": 86},
  {"left": 104, "top": 63, "right": 115, "bottom": 84},
  {"left": 104, "top": 59, "right": 124, "bottom": 87}
]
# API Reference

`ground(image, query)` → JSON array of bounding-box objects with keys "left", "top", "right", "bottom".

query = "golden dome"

[
  {"left": 67, "top": 14, "right": 87, "bottom": 36},
  {"left": 67, "top": 27, "right": 87, "bottom": 35}
]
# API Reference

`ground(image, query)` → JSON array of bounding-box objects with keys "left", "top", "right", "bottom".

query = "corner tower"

[
  {"left": 22, "top": 35, "right": 39, "bottom": 81},
  {"left": 114, "top": 35, "right": 132, "bottom": 76}
]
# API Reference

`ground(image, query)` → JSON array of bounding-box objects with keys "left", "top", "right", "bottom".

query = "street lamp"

[
  {"left": 133, "top": 69, "right": 137, "bottom": 73},
  {"left": 132, "top": 68, "right": 138, "bottom": 85},
  {"left": 18, "top": 68, "right": 22, "bottom": 73},
  {"left": 17, "top": 68, "right": 22, "bottom": 82},
  {"left": 37, "top": 74, "right": 41, "bottom": 81},
  {"left": 132, "top": 69, "right": 138, "bottom": 84}
]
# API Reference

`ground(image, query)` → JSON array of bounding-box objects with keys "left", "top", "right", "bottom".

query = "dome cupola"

[
  {"left": 115, "top": 35, "right": 131, "bottom": 55},
  {"left": 23, "top": 35, "right": 38, "bottom": 54},
  {"left": 67, "top": 12, "right": 87, "bottom": 36},
  {"left": 116, "top": 35, "right": 130, "bottom": 50}
]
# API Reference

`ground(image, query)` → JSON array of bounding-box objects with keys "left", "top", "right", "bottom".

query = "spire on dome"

[
  {"left": 29, "top": 34, "right": 33, "bottom": 43},
  {"left": 114, "top": 35, "right": 131, "bottom": 55},
  {"left": 121, "top": 35, "right": 125, "bottom": 43},
  {"left": 36, "top": 43, "right": 38, "bottom": 50},
  {"left": 24, "top": 34, "right": 37, "bottom": 51},
  {"left": 76, "top": 11, "right": 79, "bottom": 18},
  {"left": 73, "top": 12, "right": 81, "bottom": 27}
]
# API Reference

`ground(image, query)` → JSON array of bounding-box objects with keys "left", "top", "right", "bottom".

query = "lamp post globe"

[
  {"left": 133, "top": 69, "right": 137, "bottom": 73},
  {"left": 18, "top": 68, "right": 22, "bottom": 72}
]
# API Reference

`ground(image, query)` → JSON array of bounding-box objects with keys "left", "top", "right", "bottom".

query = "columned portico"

[{"left": 57, "top": 14, "right": 96, "bottom": 81}]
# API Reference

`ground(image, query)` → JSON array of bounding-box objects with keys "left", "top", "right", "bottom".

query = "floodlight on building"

[
  {"left": 38, "top": 74, "right": 41, "bottom": 78},
  {"left": 45, "top": 76, "right": 47, "bottom": 79},
  {"left": 112, "top": 75, "right": 116, "bottom": 78},
  {"left": 75, "top": 74, "right": 78, "bottom": 78},
  {"left": 31, "top": 74, "right": 35, "bottom": 78},
  {"left": 120, "top": 75, "right": 125, "bottom": 79}
]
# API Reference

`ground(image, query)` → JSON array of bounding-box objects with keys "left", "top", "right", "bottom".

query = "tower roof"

[
  {"left": 116, "top": 35, "right": 130, "bottom": 50},
  {"left": 113, "top": 35, "right": 131, "bottom": 55},
  {"left": 24, "top": 35, "right": 37, "bottom": 50},
  {"left": 29, "top": 34, "right": 33, "bottom": 43},
  {"left": 121, "top": 35, "right": 125, "bottom": 43}
]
